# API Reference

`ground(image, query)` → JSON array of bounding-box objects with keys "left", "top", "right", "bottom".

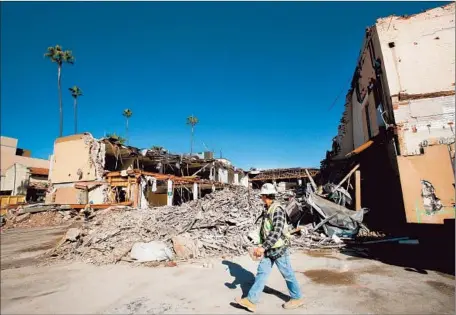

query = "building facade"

[
  {"left": 0, "top": 136, "right": 50, "bottom": 193},
  {"left": 325, "top": 3, "right": 455, "bottom": 226},
  {"left": 46, "top": 133, "right": 248, "bottom": 207}
]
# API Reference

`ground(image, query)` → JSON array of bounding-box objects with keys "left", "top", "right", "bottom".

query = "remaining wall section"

[
  {"left": 376, "top": 4, "right": 455, "bottom": 97},
  {"left": 50, "top": 134, "right": 105, "bottom": 184},
  {"left": 395, "top": 95, "right": 455, "bottom": 155},
  {"left": 397, "top": 145, "right": 455, "bottom": 224}
]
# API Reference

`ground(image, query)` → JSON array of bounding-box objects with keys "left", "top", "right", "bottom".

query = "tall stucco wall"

[
  {"left": 376, "top": 4, "right": 455, "bottom": 96},
  {"left": 50, "top": 134, "right": 99, "bottom": 184}
]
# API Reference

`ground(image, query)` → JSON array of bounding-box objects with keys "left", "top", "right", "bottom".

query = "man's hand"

[{"left": 254, "top": 247, "right": 265, "bottom": 257}]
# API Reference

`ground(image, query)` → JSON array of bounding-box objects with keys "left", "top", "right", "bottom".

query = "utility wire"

[{"left": 327, "top": 76, "right": 353, "bottom": 112}]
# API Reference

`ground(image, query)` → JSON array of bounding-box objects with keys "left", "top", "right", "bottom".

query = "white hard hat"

[{"left": 260, "top": 183, "right": 278, "bottom": 195}]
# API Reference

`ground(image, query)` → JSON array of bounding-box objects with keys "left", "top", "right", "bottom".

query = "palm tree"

[
  {"left": 122, "top": 109, "right": 133, "bottom": 144},
  {"left": 68, "top": 86, "right": 83, "bottom": 134},
  {"left": 186, "top": 115, "right": 199, "bottom": 155},
  {"left": 44, "top": 45, "right": 75, "bottom": 137},
  {"left": 106, "top": 132, "right": 127, "bottom": 145}
]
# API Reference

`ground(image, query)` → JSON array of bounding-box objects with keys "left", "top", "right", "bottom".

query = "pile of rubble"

[
  {"left": 35, "top": 164, "right": 371, "bottom": 265},
  {"left": 45, "top": 185, "right": 357, "bottom": 265},
  {"left": 47, "top": 187, "right": 266, "bottom": 264},
  {"left": 3, "top": 210, "right": 74, "bottom": 230}
]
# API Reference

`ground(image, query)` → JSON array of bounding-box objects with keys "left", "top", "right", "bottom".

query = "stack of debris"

[
  {"left": 23, "top": 164, "right": 370, "bottom": 265},
  {"left": 3, "top": 204, "right": 77, "bottom": 230},
  {"left": 46, "top": 187, "right": 265, "bottom": 264},
  {"left": 45, "top": 183, "right": 364, "bottom": 265}
]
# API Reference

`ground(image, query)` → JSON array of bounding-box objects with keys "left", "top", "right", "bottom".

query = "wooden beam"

[
  {"left": 66, "top": 201, "right": 133, "bottom": 209},
  {"left": 355, "top": 170, "right": 361, "bottom": 211},
  {"left": 333, "top": 164, "right": 360, "bottom": 193},
  {"left": 305, "top": 169, "right": 318, "bottom": 191},
  {"left": 249, "top": 172, "right": 319, "bottom": 181}
]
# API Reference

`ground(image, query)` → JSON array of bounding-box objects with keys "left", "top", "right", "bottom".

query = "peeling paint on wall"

[
  {"left": 394, "top": 95, "right": 455, "bottom": 155},
  {"left": 421, "top": 180, "right": 443, "bottom": 214}
]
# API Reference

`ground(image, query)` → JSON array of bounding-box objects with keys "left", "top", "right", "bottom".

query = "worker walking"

[{"left": 235, "top": 183, "right": 304, "bottom": 312}]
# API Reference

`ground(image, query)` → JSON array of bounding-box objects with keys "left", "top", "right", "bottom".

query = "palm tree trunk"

[
  {"left": 74, "top": 97, "right": 78, "bottom": 134},
  {"left": 126, "top": 118, "right": 129, "bottom": 145},
  {"left": 190, "top": 126, "right": 194, "bottom": 155},
  {"left": 58, "top": 65, "right": 63, "bottom": 137}
]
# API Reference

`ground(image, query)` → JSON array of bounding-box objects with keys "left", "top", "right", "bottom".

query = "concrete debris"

[
  {"left": 43, "top": 185, "right": 362, "bottom": 265},
  {"left": 130, "top": 241, "right": 174, "bottom": 262},
  {"left": 14, "top": 213, "right": 31, "bottom": 223},
  {"left": 46, "top": 186, "right": 263, "bottom": 264},
  {"left": 172, "top": 235, "right": 199, "bottom": 259},
  {"left": 65, "top": 228, "right": 81, "bottom": 242},
  {"left": 4, "top": 210, "right": 77, "bottom": 230}
]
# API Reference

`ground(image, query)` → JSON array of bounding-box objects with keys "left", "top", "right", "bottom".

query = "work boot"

[
  {"left": 235, "top": 297, "right": 256, "bottom": 313},
  {"left": 282, "top": 298, "right": 304, "bottom": 310}
]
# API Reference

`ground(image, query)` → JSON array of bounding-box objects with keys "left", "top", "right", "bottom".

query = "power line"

[{"left": 327, "top": 76, "right": 353, "bottom": 112}]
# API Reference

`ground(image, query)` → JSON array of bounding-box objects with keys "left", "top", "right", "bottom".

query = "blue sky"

[{"left": 1, "top": 1, "right": 448, "bottom": 169}]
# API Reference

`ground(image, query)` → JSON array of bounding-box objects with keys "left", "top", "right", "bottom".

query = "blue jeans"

[{"left": 247, "top": 249, "right": 302, "bottom": 304}]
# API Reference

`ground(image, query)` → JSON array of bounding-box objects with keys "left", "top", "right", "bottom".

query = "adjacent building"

[
  {"left": 0, "top": 136, "right": 50, "bottom": 200},
  {"left": 45, "top": 133, "right": 248, "bottom": 208},
  {"left": 322, "top": 3, "right": 455, "bottom": 229}
]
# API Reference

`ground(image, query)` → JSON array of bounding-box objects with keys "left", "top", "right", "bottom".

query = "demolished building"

[
  {"left": 45, "top": 133, "right": 248, "bottom": 208},
  {"left": 248, "top": 167, "right": 319, "bottom": 191},
  {"left": 321, "top": 3, "right": 455, "bottom": 232}
]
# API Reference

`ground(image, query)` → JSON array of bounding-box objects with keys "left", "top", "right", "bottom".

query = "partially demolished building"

[
  {"left": 321, "top": 3, "right": 455, "bottom": 230},
  {"left": 248, "top": 167, "right": 319, "bottom": 191},
  {"left": 46, "top": 133, "right": 248, "bottom": 208}
]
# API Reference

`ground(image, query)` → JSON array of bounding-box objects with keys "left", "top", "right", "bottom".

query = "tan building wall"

[
  {"left": 1, "top": 136, "right": 50, "bottom": 176},
  {"left": 397, "top": 145, "right": 455, "bottom": 224},
  {"left": 329, "top": 4, "right": 455, "bottom": 226},
  {"left": 1, "top": 136, "right": 49, "bottom": 191},
  {"left": 376, "top": 4, "right": 455, "bottom": 97},
  {"left": 50, "top": 134, "right": 99, "bottom": 184},
  {"left": 374, "top": 4, "right": 456, "bottom": 157}
]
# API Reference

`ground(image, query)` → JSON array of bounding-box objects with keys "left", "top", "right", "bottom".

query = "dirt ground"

[{"left": 1, "top": 226, "right": 454, "bottom": 314}]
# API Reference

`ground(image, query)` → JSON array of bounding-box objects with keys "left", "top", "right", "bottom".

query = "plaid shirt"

[{"left": 261, "top": 203, "right": 288, "bottom": 260}]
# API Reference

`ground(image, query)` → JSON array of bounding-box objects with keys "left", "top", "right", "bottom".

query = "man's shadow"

[{"left": 222, "top": 260, "right": 289, "bottom": 303}]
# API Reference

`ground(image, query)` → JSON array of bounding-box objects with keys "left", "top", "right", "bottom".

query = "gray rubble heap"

[
  {"left": 46, "top": 186, "right": 347, "bottom": 265},
  {"left": 48, "top": 186, "right": 265, "bottom": 264}
]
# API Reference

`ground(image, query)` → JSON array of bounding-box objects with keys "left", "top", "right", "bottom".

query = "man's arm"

[{"left": 261, "top": 206, "right": 286, "bottom": 252}]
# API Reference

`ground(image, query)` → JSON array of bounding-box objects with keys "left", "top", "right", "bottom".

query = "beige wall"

[
  {"left": 397, "top": 145, "right": 455, "bottom": 224},
  {"left": 50, "top": 135, "right": 98, "bottom": 184},
  {"left": 376, "top": 4, "right": 455, "bottom": 96},
  {"left": 0, "top": 136, "right": 49, "bottom": 176},
  {"left": 1, "top": 163, "right": 29, "bottom": 194}
]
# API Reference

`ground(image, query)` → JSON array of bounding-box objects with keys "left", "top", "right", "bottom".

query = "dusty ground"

[{"left": 1, "top": 227, "right": 454, "bottom": 314}]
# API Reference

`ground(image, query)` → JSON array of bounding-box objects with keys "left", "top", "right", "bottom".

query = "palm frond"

[
  {"left": 123, "top": 109, "right": 133, "bottom": 118},
  {"left": 186, "top": 115, "right": 199, "bottom": 126},
  {"left": 44, "top": 45, "right": 75, "bottom": 65},
  {"left": 69, "top": 86, "right": 83, "bottom": 98}
]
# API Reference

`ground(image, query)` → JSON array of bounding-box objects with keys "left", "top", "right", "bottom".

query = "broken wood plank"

[{"left": 355, "top": 170, "right": 361, "bottom": 210}]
